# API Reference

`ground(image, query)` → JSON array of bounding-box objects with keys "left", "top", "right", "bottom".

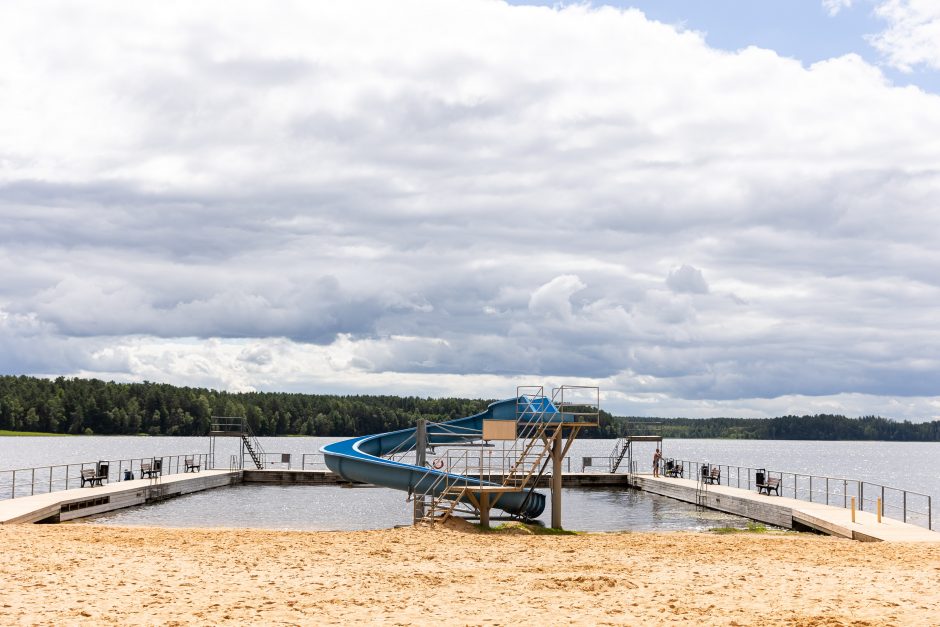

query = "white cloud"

[
  {"left": 1, "top": 1, "right": 940, "bottom": 420},
  {"left": 870, "top": 0, "right": 940, "bottom": 71},
  {"left": 823, "top": 0, "right": 853, "bottom": 17},
  {"left": 528, "top": 275, "right": 587, "bottom": 320}
]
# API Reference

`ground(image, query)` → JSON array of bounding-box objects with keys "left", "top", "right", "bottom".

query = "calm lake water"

[{"left": 1, "top": 436, "right": 937, "bottom": 531}]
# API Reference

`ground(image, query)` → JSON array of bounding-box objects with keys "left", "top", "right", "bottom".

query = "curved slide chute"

[{"left": 321, "top": 397, "right": 558, "bottom": 519}]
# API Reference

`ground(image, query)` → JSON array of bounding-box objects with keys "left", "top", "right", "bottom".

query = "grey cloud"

[
  {"left": 666, "top": 265, "right": 709, "bottom": 294},
  {"left": 1, "top": 1, "right": 940, "bottom": 418}
]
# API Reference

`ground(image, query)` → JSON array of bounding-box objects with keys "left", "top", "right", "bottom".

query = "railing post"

[
  {"left": 860, "top": 483, "right": 864, "bottom": 511},
  {"left": 825, "top": 477, "right": 829, "bottom": 506},
  {"left": 31, "top": 468, "right": 35, "bottom": 496},
  {"left": 903, "top": 490, "right": 907, "bottom": 523},
  {"left": 809, "top": 475, "right": 813, "bottom": 502},
  {"left": 843, "top": 480, "right": 847, "bottom": 508},
  {"left": 11, "top": 470, "right": 15, "bottom": 499},
  {"left": 49, "top": 466, "right": 53, "bottom": 494}
]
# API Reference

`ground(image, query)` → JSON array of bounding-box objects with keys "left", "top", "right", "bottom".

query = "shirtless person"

[{"left": 653, "top": 448, "right": 662, "bottom": 477}]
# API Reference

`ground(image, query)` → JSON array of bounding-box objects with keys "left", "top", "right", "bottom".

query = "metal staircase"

[
  {"left": 209, "top": 417, "right": 265, "bottom": 470},
  {"left": 241, "top": 428, "right": 265, "bottom": 470},
  {"left": 416, "top": 391, "right": 564, "bottom": 523},
  {"left": 610, "top": 437, "right": 629, "bottom": 473}
]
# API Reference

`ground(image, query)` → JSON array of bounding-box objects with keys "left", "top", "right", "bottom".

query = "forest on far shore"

[{"left": 1, "top": 375, "right": 938, "bottom": 441}]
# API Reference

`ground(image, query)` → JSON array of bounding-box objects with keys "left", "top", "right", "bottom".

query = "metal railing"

[
  {"left": 0, "top": 453, "right": 211, "bottom": 501},
  {"left": 661, "top": 458, "right": 934, "bottom": 531}
]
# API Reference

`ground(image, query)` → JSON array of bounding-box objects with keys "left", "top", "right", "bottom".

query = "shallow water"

[{"left": 82, "top": 484, "right": 754, "bottom": 533}]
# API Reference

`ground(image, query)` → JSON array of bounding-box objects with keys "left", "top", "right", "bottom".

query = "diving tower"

[{"left": 321, "top": 385, "right": 600, "bottom": 529}]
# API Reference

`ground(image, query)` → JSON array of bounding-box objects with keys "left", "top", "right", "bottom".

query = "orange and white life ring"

[{"left": 432, "top": 458, "right": 444, "bottom": 470}]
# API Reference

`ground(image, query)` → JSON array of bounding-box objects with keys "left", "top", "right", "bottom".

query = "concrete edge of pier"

[
  {"left": 632, "top": 474, "right": 940, "bottom": 543},
  {"left": 0, "top": 470, "right": 240, "bottom": 524}
]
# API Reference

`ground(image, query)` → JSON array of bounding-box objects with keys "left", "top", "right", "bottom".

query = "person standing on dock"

[{"left": 653, "top": 448, "right": 662, "bottom": 477}]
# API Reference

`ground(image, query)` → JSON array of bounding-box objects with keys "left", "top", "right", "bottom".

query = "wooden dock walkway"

[
  {"left": 632, "top": 474, "right": 940, "bottom": 542},
  {"left": 0, "top": 470, "right": 239, "bottom": 524}
]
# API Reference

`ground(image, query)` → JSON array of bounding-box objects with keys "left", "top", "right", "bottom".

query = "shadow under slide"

[{"left": 321, "top": 397, "right": 565, "bottom": 519}]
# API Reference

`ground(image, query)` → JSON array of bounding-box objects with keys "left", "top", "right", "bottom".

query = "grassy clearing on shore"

[
  {"left": 479, "top": 522, "right": 580, "bottom": 535},
  {"left": 0, "top": 429, "right": 68, "bottom": 437},
  {"left": 711, "top": 521, "right": 769, "bottom": 534}
]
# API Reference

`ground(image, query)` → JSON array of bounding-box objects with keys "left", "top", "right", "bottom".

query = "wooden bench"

[
  {"left": 703, "top": 466, "right": 721, "bottom": 485},
  {"left": 757, "top": 477, "right": 781, "bottom": 495},
  {"left": 80, "top": 468, "right": 105, "bottom": 487},
  {"left": 184, "top": 456, "right": 201, "bottom": 473},
  {"left": 140, "top": 460, "right": 162, "bottom": 478}
]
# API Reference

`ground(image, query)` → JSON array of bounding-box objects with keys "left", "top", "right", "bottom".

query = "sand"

[{"left": 1, "top": 523, "right": 938, "bottom": 626}]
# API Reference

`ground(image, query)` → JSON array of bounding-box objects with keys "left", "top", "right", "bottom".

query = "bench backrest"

[
  {"left": 710, "top": 467, "right": 720, "bottom": 477},
  {"left": 141, "top": 462, "right": 152, "bottom": 471},
  {"left": 81, "top": 468, "right": 96, "bottom": 478},
  {"left": 185, "top": 456, "right": 194, "bottom": 463},
  {"left": 767, "top": 477, "right": 780, "bottom": 486}
]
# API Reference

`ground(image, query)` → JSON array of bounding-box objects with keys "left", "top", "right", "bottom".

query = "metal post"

[
  {"left": 30, "top": 468, "right": 35, "bottom": 496},
  {"left": 11, "top": 470, "right": 15, "bottom": 499},
  {"left": 860, "top": 483, "right": 864, "bottom": 511},
  {"left": 843, "top": 480, "right": 847, "bottom": 508},
  {"left": 551, "top": 429, "right": 562, "bottom": 529},
  {"left": 826, "top": 477, "right": 829, "bottom": 506},
  {"left": 414, "top": 419, "right": 427, "bottom": 521},
  {"left": 49, "top": 466, "right": 53, "bottom": 494},
  {"left": 903, "top": 491, "right": 907, "bottom": 523},
  {"left": 809, "top": 476, "right": 813, "bottom": 502}
]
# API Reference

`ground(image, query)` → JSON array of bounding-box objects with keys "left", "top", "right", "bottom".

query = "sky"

[{"left": 2, "top": 0, "right": 940, "bottom": 421}]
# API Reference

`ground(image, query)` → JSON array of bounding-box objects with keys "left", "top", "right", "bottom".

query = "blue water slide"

[{"left": 320, "top": 397, "right": 558, "bottom": 519}]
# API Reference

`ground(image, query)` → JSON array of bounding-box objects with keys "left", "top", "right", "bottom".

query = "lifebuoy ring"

[{"left": 432, "top": 458, "right": 444, "bottom": 470}]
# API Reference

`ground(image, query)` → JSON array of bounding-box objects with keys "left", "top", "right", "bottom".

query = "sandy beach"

[{"left": 1, "top": 523, "right": 938, "bottom": 626}]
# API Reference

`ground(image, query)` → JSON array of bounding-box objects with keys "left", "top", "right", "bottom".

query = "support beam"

[
  {"left": 413, "top": 419, "right": 427, "bottom": 521},
  {"left": 551, "top": 428, "right": 563, "bottom": 529},
  {"left": 480, "top": 492, "right": 490, "bottom": 529}
]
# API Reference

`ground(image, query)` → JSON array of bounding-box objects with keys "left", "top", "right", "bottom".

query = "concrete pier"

[
  {"left": 2, "top": 468, "right": 937, "bottom": 542},
  {"left": 0, "top": 470, "right": 239, "bottom": 524},
  {"left": 633, "top": 474, "right": 940, "bottom": 542}
]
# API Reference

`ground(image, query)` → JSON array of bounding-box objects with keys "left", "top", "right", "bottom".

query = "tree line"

[
  {"left": 620, "top": 414, "right": 940, "bottom": 441},
  {"left": 1, "top": 375, "right": 937, "bottom": 440}
]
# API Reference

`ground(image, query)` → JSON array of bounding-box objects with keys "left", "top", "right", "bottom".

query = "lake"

[{"left": 1, "top": 436, "right": 937, "bottom": 531}]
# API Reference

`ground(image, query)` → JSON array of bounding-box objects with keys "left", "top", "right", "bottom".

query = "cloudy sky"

[{"left": 2, "top": 0, "right": 940, "bottom": 420}]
